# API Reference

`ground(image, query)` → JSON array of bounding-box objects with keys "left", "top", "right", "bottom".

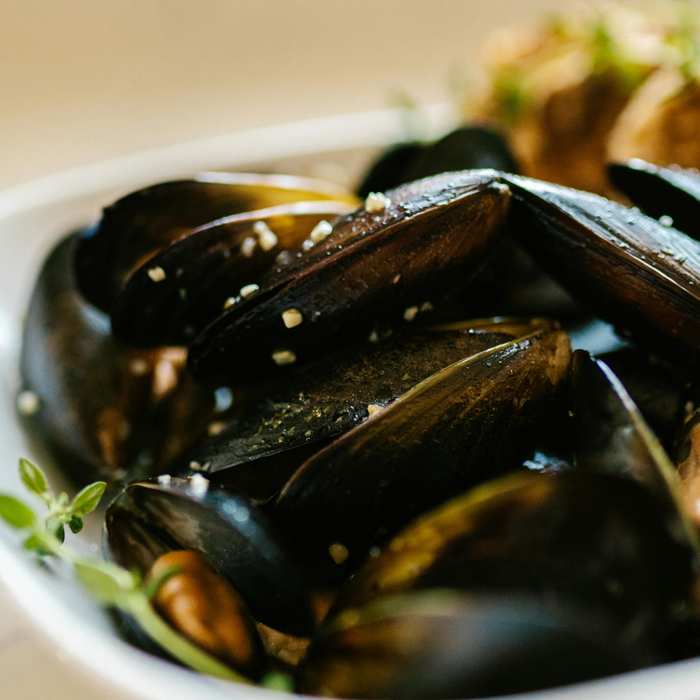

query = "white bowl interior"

[{"left": 2, "top": 106, "right": 700, "bottom": 700}]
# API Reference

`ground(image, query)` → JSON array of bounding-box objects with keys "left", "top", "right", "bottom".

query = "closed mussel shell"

[
  {"left": 274, "top": 325, "right": 571, "bottom": 578},
  {"left": 356, "top": 126, "right": 517, "bottom": 197},
  {"left": 105, "top": 476, "right": 314, "bottom": 636},
  {"left": 503, "top": 173, "right": 700, "bottom": 354},
  {"left": 75, "top": 172, "right": 358, "bottom": 312},
  {"left": 299, "top": 591, "right": 658, "bottom": 699},
  {"left": 609, "top": 159, "right": 700, "bottom": 239},
  {"left": 110, "top": 200, "right": 354, "bottom": 347},
  {"left": 20, "top": 235, "right": 214, "bottom": 485},
  {"left": 188, "top": 170, "right": 511, "bottom": 382},
  {"left": 332, "top": 472, "right": 696, "bottom": 645},
  {"left": 183, "top": 319, "right": 543, "bottom": 502}
]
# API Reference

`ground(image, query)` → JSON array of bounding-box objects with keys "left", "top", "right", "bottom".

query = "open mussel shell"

[
  {"left": 274, "top": 325, "right": 571, "bottom": 579},
  {"left": 188, "top": 170, "right": 511, "bottom": 382},
  {"left": 598, "top": 346, "right": 688, "bottom": 454},
  {"left": 110, "top": 200, "right": 354, "bottom": 347},
  {"left": 299, "top": 591, "right": 658, "bottom": 699},
  {"left": 182, "top": 319, "right": 543, "bottom": 502},
  {"left": 502, "top": 173, "right": 700, "bottom": 354},
  {"left": 675, "top": 413, "right": 700, "bottom": 528},
  {"left": 331, "top": 471, "right": 696, "bottom": 645},
  {"left": 105, "top": 476, "right": 314, "bottom": 635},
  {"left": 609, "top": 159, "right": 700, "bottom": 240},
  {"left": 19, "top": 235, "right": 214, "bottom": 485},
  {"left": 75, "top": 172, "right": 358, "bottom": 312},
  {"left": 570, "top": 350, "right": 699, "bottom": 553}
]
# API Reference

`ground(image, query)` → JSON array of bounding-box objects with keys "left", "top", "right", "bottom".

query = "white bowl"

[{"left": 2, "top": 107, "right": 700, "bottom": 700}]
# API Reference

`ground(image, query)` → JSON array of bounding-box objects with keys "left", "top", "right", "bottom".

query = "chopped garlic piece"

[
  {"left": 282, "top": 308, "right": 303, "bottom": 328},
  {"left": 329, "top": 543, "right": 350, "bottom": 564},
  {"left": 240, "top": 237, "right": 257, "bottom": 257},
  {"left": 404, "top": 306, "right": 419, "bottom": 322},
  {"left": 147, "top": 266, "right": 166, "bottom": 282},
  {"left": 224, "top": 296, "right": 238, "bottom": 309},
  {"left": 189, "top": 473, "right": 209, "bottom": 496},
  {"left": 240, "top": 283, "right": 259, "bottom": 298},
  {"left": 659, "top": 215, "right": 674, "bottom": 227},
  {"left": 17, "top": 390, "right": 40, "bottom": 415},
  {"left": 392, "top": 274, "right": 401, "bottom": 284},
  {"left": 272, "top": 349, "right": 297, "bottom": 365},
  {"left": 310, "top": 220, "right": 333, "bottom": 243},
  {"left": 365, "top": 192, "right": 391, "bottom": 213},
  {"left": 302, "top": 238, "right": 315, "bottom": 251},
  {"left": 368, "top": 330, "right": 380, "bottom": 343},
  {"left": 367, "top": 403, "right": 383, "bottom": 417},
  {"left": 420, "top": 301, "right": 433, "bottom": 312},
  {"left": 157, "top": 474, "right": 172, "bottom": 486},
  {"left": 207, "top": 421, "right": 227, "bottom": 436},
  {"left": 254, "top": 220, "right": 278, "bottom": 250}
]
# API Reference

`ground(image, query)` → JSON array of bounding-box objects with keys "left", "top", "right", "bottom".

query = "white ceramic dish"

[{"left": 2, "top": 107, "right": 700, "bottom": 700}]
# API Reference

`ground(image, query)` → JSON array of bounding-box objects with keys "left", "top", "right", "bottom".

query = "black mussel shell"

[
  {"left": 502, "top": 174, "right": 700, "bottom": 354},
  {"left": 105, "top": 476, "right": 314, "bottom": 635},
  {"left": 110, "top": 201, "right": 354, "bottom": 347},
  {"left": 609, "top": 159, "right": 700, "bottom": 240},
  {"left": 274, "top": 326, "right": 571, "bottom": 579},
  {"left": 356, "top": 127, "right": 517, "bottom": 198},
  {"left": 404, "top": 126, "right": 518, "bottom": 182},
  {"left": 299, "top": 591, "right": 658, "bottom": 699},
  {"left": 181, "top": 320, "right": 542, "bottom": 502},
  {"left": 356, "top": 143, "right": 424, "bottom": 198},
  {"left": 570, "top": 350, "right": 699, "bottom": 553},
  {"left": 332, "top": 472, "right": 696, "bottom": 645},
  {"left": 20, "top": 235, "right": 214, "bottom": 485},
  {"left": 599, "top": 346, "right": 688, "bottom": 453},
  {"left": 188, "top": 170, "right": 511, "bottom": 382},
  {"left": 75, "top": 173, "right": 357, "bottom": 312},
  {"left": 675, "top": 413, "right": 700, "bottom": 527}
]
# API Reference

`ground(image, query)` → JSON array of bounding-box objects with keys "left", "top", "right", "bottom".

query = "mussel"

[{"left": 24, "top": 140, "right": 700, "bottom": 696}]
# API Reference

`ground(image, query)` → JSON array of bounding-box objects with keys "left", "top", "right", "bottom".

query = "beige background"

[{"left": 0, "top": 1, "right": 566, "bottom": 698}]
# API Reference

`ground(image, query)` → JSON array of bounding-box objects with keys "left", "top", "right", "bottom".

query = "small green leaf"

[
  {"left": 0, "top": 495, "right": 36, "bottom": 529},
  {"left": 74, "top": 560, "right": 135, "bottom": 605},
  {"left": 71, "top": 482, "right": 106, "bottom": 516},
  {"left": 23, "top": 534, "right": 53, "bottom": 556},
  {"left": 18, "top": 459, "right": 48, "bottom": 497},
  {"left": 50, "top": 521, "right": 66, "bottom": 544},
  {"left": 262, "top": 672, "right": 295, "bottom": 692},
  {"left": 68, "top": 515, "right": 83, "bottom": 534}
]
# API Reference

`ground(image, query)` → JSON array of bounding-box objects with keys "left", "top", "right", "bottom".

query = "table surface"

[{"left": 0, "top": 1, "right": 561, "bottom": 698}]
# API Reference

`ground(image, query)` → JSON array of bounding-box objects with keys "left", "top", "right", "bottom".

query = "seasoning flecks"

[
  {"left": 365, "top": 192, "right": 391, "bottom": 213},
  {"left": 17, "top": 390, "right": 41, "bottom": 415},
  {"left": 240, "top": 237, "right": 257, "bottom": 257},
  {"left": 282, "top": 308, "right": 303, "bottom": 328},
  {"left": 310, "top": 220, "right": 333, "bottom": 243},
  {"left": 272, "top": 349, "right": 297, "bottom": 366},
  {"left": 147, "top": 266, "right": 166, "bottom": 282},
  {"left": 254, "top": 221, "right": 278, "bottom": 251},
  {"left": 404, "top": 306, "right": 419, "bottom": 322},
  {"left": 240, "top": 284, "right": 259, "bottom": 298}
]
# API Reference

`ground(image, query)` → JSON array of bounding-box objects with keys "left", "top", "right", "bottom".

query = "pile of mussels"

[{"left": 20, "top": 127, "right": 700, "bottom": 698}]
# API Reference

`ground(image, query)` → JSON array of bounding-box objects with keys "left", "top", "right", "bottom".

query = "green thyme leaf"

[
  {"left": 23, "top": 534, "right": 54, "bottom": 556},
  {"left": 71, "top": 482, "right": 107, "bottom": 516},
  {"left": 68, "top": 515, "right": 83, "bottom": 534},
  {"left": 19, "top": 459, "right": 48, "bottom": 497},
  {"left": 262, "top": 672, "right": 295, "bottom": 692},
  {"left": 74, "top": 560, "right": 135, "bottom": 606},
  {"left": 0, "top": 495, "right": 36, "bottom": 529}
]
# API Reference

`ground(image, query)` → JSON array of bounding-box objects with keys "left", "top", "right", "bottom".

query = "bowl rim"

[{"left": 2, "top": 105, "right": 700, "bottom": 700}]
